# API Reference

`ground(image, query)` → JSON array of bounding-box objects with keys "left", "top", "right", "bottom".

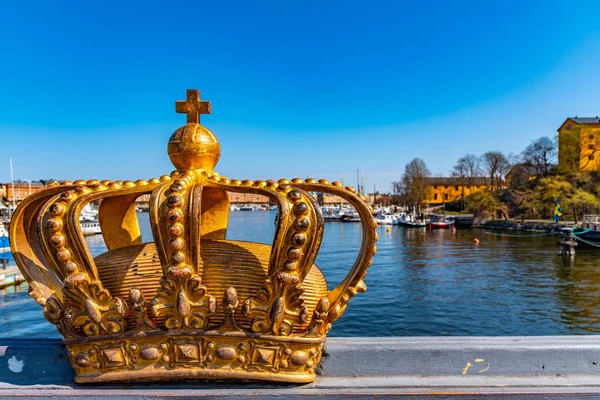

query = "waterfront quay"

[{"left": 0, "top": 265, "right": 23, "bottom": 290}]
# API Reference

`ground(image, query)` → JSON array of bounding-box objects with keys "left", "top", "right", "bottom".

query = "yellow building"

[
  {"left": 557, "top": 117, "right": 600, "bottom": 172},
  {"left": 424, "top": 177, "right": 488, "bottom": 205}
]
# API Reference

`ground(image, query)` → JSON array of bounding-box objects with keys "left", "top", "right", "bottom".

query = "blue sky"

[{"left": 1, "top": 1, "right": 600, "bottom": 192}]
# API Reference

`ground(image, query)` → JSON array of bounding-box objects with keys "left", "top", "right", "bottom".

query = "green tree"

[
  {"left": 537, "top": 176, "right": 573, "bottom": 218},
  {"left": 466, "top": 190, "right": 503, "bottom": 219},
  {"left": 567, "top": 188, "right": 600, "bottom": 224},
  {"left": 512, "top": 188, "right": 542, "bottom": 221}
]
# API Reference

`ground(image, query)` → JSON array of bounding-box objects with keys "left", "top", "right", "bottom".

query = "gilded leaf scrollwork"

[
  {"left": 44, "top": 274, "right": 128, "bottom": 337},
  {"left": 149, "top": 266, "right": 216, "bottom": 330},
  {"left": 242, "top": 272, "right": 308, "bottom": 336}
]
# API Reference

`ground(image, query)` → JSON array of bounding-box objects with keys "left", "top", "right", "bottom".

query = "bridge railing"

[{"left": 2, "top": 336, "right": 600, "bottom": 398}]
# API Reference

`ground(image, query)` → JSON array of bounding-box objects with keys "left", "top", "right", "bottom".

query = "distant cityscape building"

[
  {"left": 315, "top": 192, "right": 348, "bottom": 205},
  {"left": 0, "top": 180, "right": 45, "bottom": 204},
  {"left": 135, "top": 192, "right": 344, "bottom": 208},
  {"left": 134, "top": 194, "right": 151, "bottom": 209},
  {"left": 365, "top": 193, "right": 393, "bottom": 206},
  {"left": 228, "top": 192, "right": 270, "bottom": 204},
  {"left": 85, "top": 191, "right": 352, "bottom": 210},
  {"left": 558, "top": 117, "right": 600, "bottom": 172}
]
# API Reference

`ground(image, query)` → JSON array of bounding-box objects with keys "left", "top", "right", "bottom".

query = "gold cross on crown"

[{"left": 176, "top": 89, "right": 211, "bottom": 124}]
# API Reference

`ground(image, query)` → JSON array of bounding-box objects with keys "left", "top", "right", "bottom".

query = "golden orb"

[{"left": 168, "top": 124, "right": 220, "bottom": 170}]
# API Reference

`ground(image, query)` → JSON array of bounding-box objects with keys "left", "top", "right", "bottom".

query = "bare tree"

[
  {"left": 400, "top": 158, "right": 430, "bottom": 209},
  {"left": 521, "top": 136, "right": 557, "bottom": 177},
  {"left": 462, "top": 154, "right": 482, "bottom": 182},
  {"left": 451, "top": 154, "right": 481, "bottom": 205},
  {"left": 481, "top": 151, "right": 511, "bottom": 191},
  {"left": 451, "top": 159, "right": 468, "bottom": 207},
  {"left": 391, "top": 181, "right": 403, "bottom": 205}
]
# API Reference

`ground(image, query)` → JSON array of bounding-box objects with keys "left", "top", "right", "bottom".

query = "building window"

[
  {"left": 444, "top": 185, "right": 448, "bottom": 189},
  {"left": 589, "top": 144, "right": 595, "bottom": 150},
  {"left": 589, "top": 134, "right": 595, "bottom": 140},
  {"left": 455, "top": 185, "right": 459, "bottom": 191},
  {"left": 433, "top": 185, "right": 438, "bottom": 189},
  {"left": 590, "top": 155, "right": 595, "bottom": 160},
  {"left": 444, "top": 194, "right": 449, "bottom": 200},
  {"left": 566, "top": 124, "right": 572, "bottom": 130},
  {"left": 434, "top": 194, "right": 438, "bottom": 200}
]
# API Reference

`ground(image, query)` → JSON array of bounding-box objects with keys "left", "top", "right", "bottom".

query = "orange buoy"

[
  {"left": 386, "top": 227, "right": 391, "bottom": 233},
  {"left": 473, "top": 238, "right": 480, "bottom": 244}
]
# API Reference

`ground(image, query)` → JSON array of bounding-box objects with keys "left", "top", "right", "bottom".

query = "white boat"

[
  {"left": 375, "top": 214, "right": 395, "bottom": 225},
  {"left": 340, "top": 208, "right": 361, "bottom": 222},
  {"left": 80, "top": 220, "right": 102, "bottom": 236},
  {"left": 80, "top": 203, "right": 99, "bottom": 221},
  {"left": 79, "top": 203, "right": 101, "bottom": 235},
  {"left": 321, "top": 206, "right": 343, "bottom": 221},
  {"left": 321, "top": 205, "right": 362, "bottom": 222},
  {"left": 396, "top": 213, "right": 427, "bottom": 228}
]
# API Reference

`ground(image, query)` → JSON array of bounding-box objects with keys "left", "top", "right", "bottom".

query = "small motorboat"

[
  {"left": 428, "top": 215, "right": 455, "bottom": 229},
  {"left": 321, "top": 207, "right": 343, "bottom": 221},
  {"left": 340, "top": 208, "right": 361, "bottom": 222},
  {"left": 396, "top": 213, "right": 426, "bottom": 228},
  {"left": 572, "top": 225, "right": 600, "bottom": 247},
  {"left": 375, "top": 214, "right": 395, "bottom": 225}
]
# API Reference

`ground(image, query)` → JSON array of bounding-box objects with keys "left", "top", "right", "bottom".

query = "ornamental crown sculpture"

[{"left": 10, "top": 89, "right": 377, "bottom": 383}]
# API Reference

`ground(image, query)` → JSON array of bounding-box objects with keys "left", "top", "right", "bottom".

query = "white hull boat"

[{"left": 81, "top": 220, "right": 102, "bottom": 236}]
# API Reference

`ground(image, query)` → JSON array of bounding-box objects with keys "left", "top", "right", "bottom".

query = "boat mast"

[
  {"left": 361, "top": 170, "right": 365, "bottom": 196},
  {"left": 373, "top": 183, "right": 376, "bottom": 205},
  {"left": 9, "top": 159, "right": 15, "bottom": 218}
]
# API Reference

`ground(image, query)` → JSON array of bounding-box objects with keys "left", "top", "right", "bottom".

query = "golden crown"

[{"left": 9, "top": 89, "right": 377, "bottom": 383}]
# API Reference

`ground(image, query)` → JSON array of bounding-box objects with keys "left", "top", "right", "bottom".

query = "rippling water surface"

[{"left": 2, "top": 211, "right": 599, "bottom": 337}]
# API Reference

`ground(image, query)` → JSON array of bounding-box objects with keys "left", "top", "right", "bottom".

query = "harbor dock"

[{"left": 0, "top": 264, "right": 24, "bottom": 289}]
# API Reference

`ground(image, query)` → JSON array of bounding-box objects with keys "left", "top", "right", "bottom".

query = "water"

[{"left": 1, "top": 211, "right": 600, "bottom": 338}]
